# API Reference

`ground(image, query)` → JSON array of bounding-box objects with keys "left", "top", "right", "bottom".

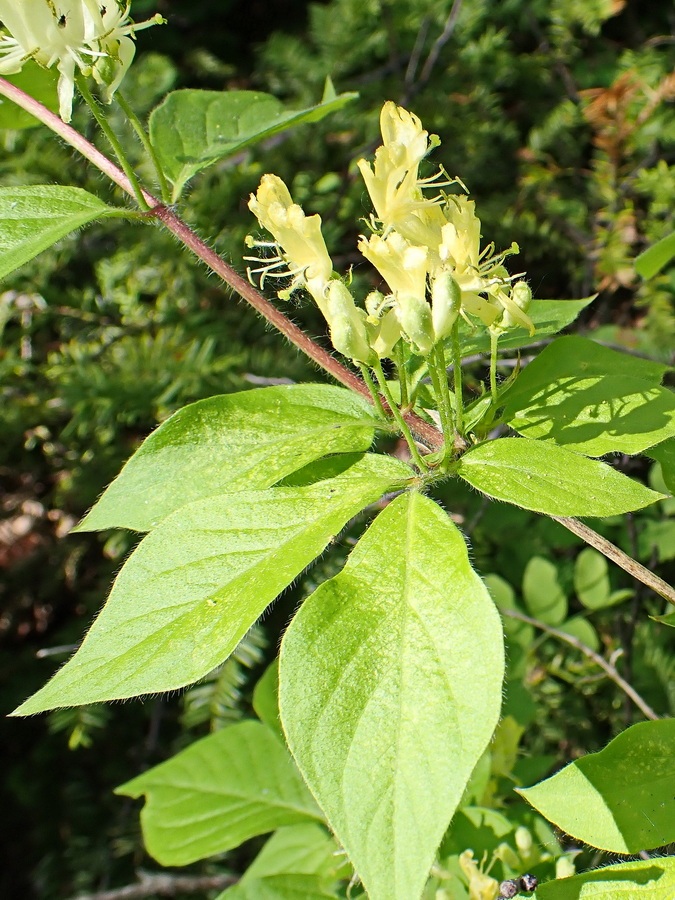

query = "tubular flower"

[
  {"left": 247, "top": 174, "right": 334, "bottom": 314},
  {"left": 357, "top": 101, "right": 449, "bottom": 242},
  {"left": 0, "top": 0, "right": 163, "bottom": 121}
]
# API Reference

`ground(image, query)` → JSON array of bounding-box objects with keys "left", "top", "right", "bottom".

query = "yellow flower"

[
  {"left": 247, "top": 174, "right": 334, "bottom": 313},
  {"left": 357, "top": 101, "right": 447, "bottom": 241},
  {"left": 0, "top": 0, "right": 163, "bottom": 121}
]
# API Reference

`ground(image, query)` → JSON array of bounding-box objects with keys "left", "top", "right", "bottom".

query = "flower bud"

[
  {"left": 325, "top": 280, "right": 374, "bottom": 363},
  {"left": 431, "top": 271, "right": 461, "bottom": 341},
  {"left": 395, "top": 293, "right": 434, "bottom": 356}
]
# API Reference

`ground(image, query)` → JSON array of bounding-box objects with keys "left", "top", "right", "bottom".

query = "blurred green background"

[{"left": 1, "top": 1, "right": 674, "bottom": 897}]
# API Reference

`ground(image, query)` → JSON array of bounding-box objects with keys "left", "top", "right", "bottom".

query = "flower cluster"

[
  {"left": 247, "top": 102, "right": 533, "bottom": 364},
  {"left": 0, "top": 0, "right": 163, "bottom": 121}
]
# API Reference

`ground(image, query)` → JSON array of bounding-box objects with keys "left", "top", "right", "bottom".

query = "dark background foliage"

[{"left": 1, "top": 1, "right": 674, "bottom": 897}]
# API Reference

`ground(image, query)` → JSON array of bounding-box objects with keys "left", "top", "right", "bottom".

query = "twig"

[
  {"left": 550, "top": 516, "right": 675, "bottom": 608},
  {"left": 417, "top": 0, "right": 464, "bottom": 88},
  {"left": 501, "top": 608, "right": 660, "bottom": 721},
  {"left": 67, "top": 871, "right": 237, "bottom": 900}
]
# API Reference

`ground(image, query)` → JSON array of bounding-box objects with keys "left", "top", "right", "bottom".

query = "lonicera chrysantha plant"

[{"left": 2, "top": 6, "right": 675, "bottom": 900}]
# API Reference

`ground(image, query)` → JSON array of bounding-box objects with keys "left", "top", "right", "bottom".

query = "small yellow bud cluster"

[{"left": 246, "top": 101, "right": 533, "bottom": 364}]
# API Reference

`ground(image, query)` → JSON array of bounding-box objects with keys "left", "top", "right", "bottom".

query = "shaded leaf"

[
  {"left": 280, "top": 492, "right": 504, "bottom": 900},
  {"left": 502, "top": 336, "right": 675, "bottom": 456},
  {"left": 76, "top": 385, "right": 384, "bottom": 533},
  {"left": 574, "top": 548, "right": 611, "bottom": 610},
  {"left": 116, "top": 721, "right": 321, "bottom": 865},
  {"left": 537, "top": 857, "right": 675, "bottom": 899},
  {"left": 0, "top": 62, "right": 59, "bottom": 129},
  {"left": 523, "top": 557, "right": 567, "bottom": 625},
  {"left": 518, "top": 720, "right": 675, "bottom": 853}
]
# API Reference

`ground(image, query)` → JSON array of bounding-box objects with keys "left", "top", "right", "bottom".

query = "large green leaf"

[
  {"left": 518, "top": 720, "right": 675, "bottom": 853},
  {"left": 0, "top": 62, "right": 59, "bottom": 129},
  {"left": 537, "top": 858, "right": 675, "bottom": 899},
  {"left": 217, "top": 825, "right": 343, "bottom": 900},
  {"left": 0, "top": 186, "right": 119, "bottom": 281},
  {"left": 458, "top": 297, "right": 595, "bottom": 355},
  {"left": 456, "top": 438, "right": 663, "bottom": 516},
  {"left": 13, "top": 454, "right": 410, "bottom": 714},
  {"left": 279, "top": 492, "right": 504, "bottom": 900},
  {"left": 635, "top": 231, "right": 675, "bottom": 279},
  {"left": 76, "top": 385, "right": 384, "bottom": 533},
  {"left": 501, "top": 336, "right": 675, "bottom": 456},
  {"left": 149, "top": 82, "right": 357, "bottom": 201},
  {"left": 115, "top": 721, "right": 321, "bottom": 865}
]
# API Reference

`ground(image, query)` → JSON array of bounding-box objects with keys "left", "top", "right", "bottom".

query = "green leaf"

[
  {"left": 13, "top": 454, "right": 410, "bottom": 714},
  {"left": 574, "top": 547, "right": 611, "bottom": 610},
  {"left": 253, "top": 661, "right": 283, "bottom": 741},
  {"left": 456, "top": 438, "right": 663, "bottom": 516},
  {"left": 518, "top": 720, "right": 675, "bottom": 853},
  {"left": 537, "top": 858, "right": 675, "bottom": 899},
  {"left": 558, "top": 615, "right": 600, "bottom": 651},
  {"left": 0, "top": 186, "right": 118, "bottom": 281},
  {"left": 502, "top": 336, "right": 675, "bottom": 456},
  {"left": 242, "top": 825, "right": 340, "bottom": 882},
  {"left": 645, "top": 438, "right": 675, "bottom": 495},
  {"left": 150, "top": 85, "right": 358, "bottom": 201},
  {"left": 76, "top": 385, "right": 384, "bottom": 533},
  {"left": 0, "top": 62, "right": 59, "bottom": 129},
  {"left": 458, "top": 297, "right": 596, "bottom": 355},
  {"left": 219, "top": 875, "right": 339, "bottom": 900},
  {"left": 635, "top": 231, "right": 675, "bottom": 279},
  {"left": 651, "top": 612, "right": 675, "bottom": 627},
  {"left": 279, "top": 492, "right": 504, "bottom": 900},
  {"left": 523, "top": 557, "right": 567, "bottom": 625},
  {"left": 115, "top": 721, "right": 321, "bottom": 865},
  {"left": 217, "top": 824, "right": 343, "bottom": 900}
]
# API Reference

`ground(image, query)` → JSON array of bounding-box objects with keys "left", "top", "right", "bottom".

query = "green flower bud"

[
  {"left": 325, "top": 280, "right": 374, "bottom": 363},
  {"left": 431, "top": 271, "right": 461, "bottom": 341},
  {"left": 396, "top": 294, "right": 434, "bottom": 356}
]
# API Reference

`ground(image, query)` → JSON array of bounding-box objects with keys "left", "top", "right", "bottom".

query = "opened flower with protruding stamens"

[
  {"left": 357, "top": 102, "right": 450, "bottom": 241},
  {"left": 247, "top": 174, "right": 334, "bottom": 315},
  {"left": 0, "top": 0, "right": 163, "bottom": 121}
]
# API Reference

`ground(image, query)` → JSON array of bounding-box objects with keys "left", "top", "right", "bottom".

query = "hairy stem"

[
  {"left": 76, "top": 77, "right": 149, "bottom": 211},
  {"left": 358, "top": 363, "right": 387, "bottom": 418},
  {"left": 489, "top": 329, "right": 499, "bottom": 408},
  {"left": 428, "top": 345, "right": 454, "bottom": 462},
  {"left": 450, "top": 320, "right": 464, "bottom": 436},
  {"left": 373, "top": 361, "right": 428, "bottom": 471},
  {"left": 502, "top": 607, "right": 659, "bottom": 721},
  {"left": 115, "top": 91, "right": 172, "bottom": 204}
]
